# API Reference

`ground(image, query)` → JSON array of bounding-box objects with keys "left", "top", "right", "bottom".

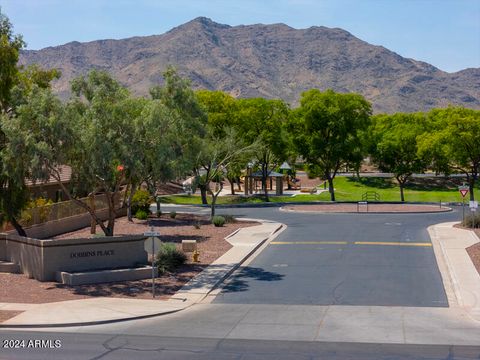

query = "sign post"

[
  {"left": 459, "top": 185, "right": 469, "bottom": 224},
  {"left": 470, "top": 201, "right": 478, "bottom": 229},
  {"left": 144, "top": 227, "right": 161, "bottom": 298}
]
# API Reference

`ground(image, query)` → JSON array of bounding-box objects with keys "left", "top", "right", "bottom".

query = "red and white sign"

[{"left": 459, "top": 186, "right": 469, "bottom": 198}]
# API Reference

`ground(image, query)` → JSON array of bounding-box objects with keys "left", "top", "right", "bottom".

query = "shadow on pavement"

[{"left": 220, "top": 266, "right": 284, "bottom": 293}]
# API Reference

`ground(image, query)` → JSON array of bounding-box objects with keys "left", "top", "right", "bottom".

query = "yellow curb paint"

[
  {"left": 354, "top": 241, "right": 432, "bottom": 247},
  {"left": 270, "top": 241, "right": 348, "bottom": 245}
]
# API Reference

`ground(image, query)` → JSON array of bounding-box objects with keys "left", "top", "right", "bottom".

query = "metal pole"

[
  {"left": 152, "top": 238, "right": 155, "bottom": 298},
  {"left": 462, "top": 198, "right": 465, "bottom": 225}
]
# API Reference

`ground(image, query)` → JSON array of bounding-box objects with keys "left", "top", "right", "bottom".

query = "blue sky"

[{"left": 1, "top": 0, "right": 479, "bottom": 73}]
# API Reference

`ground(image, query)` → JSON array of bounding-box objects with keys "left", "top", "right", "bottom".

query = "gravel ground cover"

[{"left": 0, "top": 214, "right": 256, "bottom": 304}]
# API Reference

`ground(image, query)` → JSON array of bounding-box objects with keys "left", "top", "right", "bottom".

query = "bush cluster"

[
  {"left": 463, "top": 213, "right": 480, "bottom": 228},
  {"left": 212, "top": 215, "right": 225, "bottom": 227},
  {"left": 223, "top": 214, "right": 236, "bottom": 224},
  {"left": 155, "top": 243, "right": 187, "bottom": 274},
  {"left": 131, "top": 189, "right": 152, "bottom": 215},
  {"left": 135, "top": 209, "right": 148, "bottom": 220}
]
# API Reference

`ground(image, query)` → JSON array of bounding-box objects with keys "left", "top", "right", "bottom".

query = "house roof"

[
  {"left": 25, "top": 165, "right": 72, "bottom": 187},
  {"left": 250, "top": 170, "right": 284, "bottom": 178}
]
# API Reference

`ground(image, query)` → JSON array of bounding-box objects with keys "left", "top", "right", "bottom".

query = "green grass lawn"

[
  {"left": 160, "top": 176, "right": 480, "bottom": 205},
  {"left": 317, "top": 176, "right": 480, "bottom": 203}
]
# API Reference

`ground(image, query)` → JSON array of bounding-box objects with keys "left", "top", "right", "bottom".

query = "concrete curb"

[
  {"left": 279, "top": 206, "right": 453, "bottom": 215},
  {"left": 159, "top": 200, "right": 463, "bottom": 209},
  {"left": 429, "top": 222, "right": 480, "bottom": 319},
  {"left": 169, "top": 218, "right": 286, "bottom": 303},
  {"left": 0, "top": 219, "right": 286, "bottom": 328},
  {"left": 0, "top": 307, "right": 185, "bottom": 329}
]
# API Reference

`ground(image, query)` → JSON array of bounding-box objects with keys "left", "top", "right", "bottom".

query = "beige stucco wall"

[
  {"left": 11, "top": 207, "right": 128, "bottom": 239},
  {"left": 2, "top": 234, "right": 148, "bottom": 281}
]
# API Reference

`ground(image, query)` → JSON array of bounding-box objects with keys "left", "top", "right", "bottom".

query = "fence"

[{"left": 19, "top": 193, "right": 124, "bottom": 227}]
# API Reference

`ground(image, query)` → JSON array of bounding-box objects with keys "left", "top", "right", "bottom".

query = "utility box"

[{"left": 182, "top": 240, "right": 197, "bottom": 252}]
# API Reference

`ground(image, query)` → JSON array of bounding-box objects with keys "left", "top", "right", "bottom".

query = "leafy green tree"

[
  {"left": 0, "top": 8, "right": 24, "bottom": 114},
  {"left": 193, "top": 128, "right": 257, "bottom": 218},
  {"left": 290, "top": 89, "right": 371, "bottom": 201},
  {"left": 197, "top": 90, "right": 246, "bottom": 195},
  {"left": 369, "top": 113, "right": 428, "bottom": 202},
  {"left": 419, "top": 107, "right": 480, "bottom": 201},
  {"left": 234, "top": 98, "right": 290, "bottom": 201},
  {"left": 6, "top": 71, "right": 140, "bottom": 236},
  {"left": 0, "top": 9, "right": 60, "bottom": 236},
  {"left": 151, "top": 67, "right": 208, "bottom": 202}
]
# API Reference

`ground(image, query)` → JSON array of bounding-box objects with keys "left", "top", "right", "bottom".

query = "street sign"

[
  {"left": 143, "top": 227, "right": 161, "bottom": 298},
  {"left": 459, "top": 186, "right": 469, "bottom": 198},
  {"left": 470, "top": 201, "right": 478, "bottom": 209},
  {"left": 144, "top": 231, "right": 160, "bottom": 237},
  {"left": 144, "top": 237, "right": 162, "bottom": 255}
]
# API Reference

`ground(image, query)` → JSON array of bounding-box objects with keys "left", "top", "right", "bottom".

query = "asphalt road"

[
  {"left": 1, "top": 330, "right": 480, "bottom": 360},
  {"left": 1, "top": 204, "right": 472, "bottom": 360},
  {"left": 212, "top": 206, "right": 459, "bottom": 307}
]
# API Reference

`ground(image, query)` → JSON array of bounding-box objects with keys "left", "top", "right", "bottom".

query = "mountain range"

[{"left": 19, "top": 17, "right": 480, "bottom": 113}]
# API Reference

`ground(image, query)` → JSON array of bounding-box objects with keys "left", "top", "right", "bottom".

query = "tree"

[
  {"left": 234, "top": 98, "right": 290, "bottom": 201},
  {"left": 151, "top": 68, "right": 208, "bottom": 203},
  {"left": 289, "top": 89, "right": 371, "bottom": 201},
  {"left": 193, "top": 128, "right": 257, "bottom": 218},
  {"left": 6, "top": 71, "right": 140, "bottom": 236},
  {"left": 0, "top": 9, "right": 60, "bottom": 236},
  {"left": 369, "top": 113, "right": 428, "bottom": 202},
  {"left": 197, "top": 90, "right": 245, "bottom": 195},
  {"left": 419, "top": 107, "right": 480, "bottom": 201},
  {"left": 0, "top": 8, "right": 24, "bottom": 114}
]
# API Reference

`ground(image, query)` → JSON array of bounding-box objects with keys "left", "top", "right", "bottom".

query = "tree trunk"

[
  {"left": 395, "top": 176, "right": 407, "bottom": 202},
  {"left": 126, "top": 184, "right": 136, "bottom": 222},
  {"left": 229, "top": 178, "right": 235, "bottom": 195},
  {"left": 327, "top": 176, "right": 335, "bottom": 201},
  {"left": 54, "top": 177, "right": 111, "bottom": 236},
  {"left": 262, "top": 164, "right": 269, "bottom": 202},
  {"left": 210, "top": 182, "right": 223, "bottom": 219},
  {"left": 10, "top": 216, "right": 27, "bottom": 237},
  {"left": 469, "top": 175, "right": 476, "bottom": 202},
  {"left": 237, "top": 178, "right": 242, "bottom": 191},
  {"left": 199, "top": 185, "right": 208, "bottom": 205},
  {"left": 105, "top": 192, "right": 116, "bottom": 236}
]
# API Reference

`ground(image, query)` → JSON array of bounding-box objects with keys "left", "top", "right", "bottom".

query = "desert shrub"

[
  {"left": 156, "top": 210, "right": 162, "bottom": 218},
  {"left": 212, "top": 215, "right": 225, "bottom": 227},
  {"left": 135, "top": 209, "right": 148, "bottom": 220},
  {"left": 155, "top": 243, "right": 187, "bottom": 274},
  {"left": 20, "top": 197, "right": 54, "bottom": 225},
  {"left": 223, "top": 214, "right": 236, "bottom": 224},
  {"left": 131, "top": 189, "right": 152, "bottom": 214},
  {"left": 170, "top": 211, "right": 177, "bottom": 219},
  {"left": 463, "top": 213, "right": 480, "bottom": 228}
]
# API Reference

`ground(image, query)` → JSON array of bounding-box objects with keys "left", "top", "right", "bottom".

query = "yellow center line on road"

[
  {"left": 354, "top": 241, "right": 432, "bottom": 247},
  {"left": 269, "top": 241, "right": 432, "bottom": 247},
  {"left": 270, "top": 241, "right": 348, "bottom": 245}
]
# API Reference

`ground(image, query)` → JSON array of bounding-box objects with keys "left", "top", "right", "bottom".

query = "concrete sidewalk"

[
  {"left": 428, "top": 222, "right": 480, "bottom": 319},
  {"left": 0, "top": 219, "right": 285, "bottom": 327}
]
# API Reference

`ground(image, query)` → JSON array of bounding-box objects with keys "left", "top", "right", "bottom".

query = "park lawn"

[
  {"left": 316, "top": 176, "right": 480, "bottom": 203},
  {"left": 160, "top": 177, "right": 480, "bottom": 205}
]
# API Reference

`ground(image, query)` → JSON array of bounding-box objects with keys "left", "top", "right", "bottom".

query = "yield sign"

[{"left": 459, "top": 186, "right": 469, "bottom": 198}]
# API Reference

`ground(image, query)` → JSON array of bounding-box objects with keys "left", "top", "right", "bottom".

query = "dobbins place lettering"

[{"left": 70, "top": 250, "right": 115, "bottom": 258}]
